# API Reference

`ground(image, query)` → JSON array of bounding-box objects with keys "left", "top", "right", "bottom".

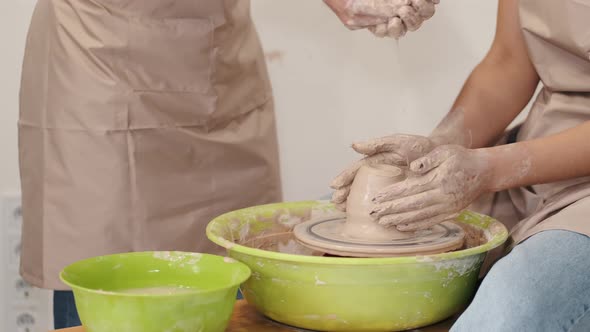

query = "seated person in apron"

[{"left": 328, "top": 0, "right": 590, "bottom": 330}]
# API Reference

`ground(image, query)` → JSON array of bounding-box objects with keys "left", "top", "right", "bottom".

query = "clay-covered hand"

[
  {"left": 370, "top": 145, "right": 492, "bottom": 231},
  {"left": 369, "top": 0, "right": 439, "bottom": 38},
  {"left": 324, "top": 0, "right": 439, "bottom": 38},
  {"left": 330, "top": 134, "right": 440, "bottom": 210}
]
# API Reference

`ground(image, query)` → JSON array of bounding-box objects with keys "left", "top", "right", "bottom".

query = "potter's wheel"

[{"left": 293, "top": 217, "right": 465, "bottom": 257}]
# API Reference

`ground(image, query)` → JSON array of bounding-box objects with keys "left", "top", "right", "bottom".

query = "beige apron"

[
  {"left": 18, "top": 0, "right": 282, "bottom": 289},
  {"left": 475, "top": 0, "right": 590, "bottom": 272}
]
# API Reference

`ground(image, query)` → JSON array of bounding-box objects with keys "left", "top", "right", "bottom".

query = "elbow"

[{"left": 481, "top": 45, "right": 540, "bottom": 87}]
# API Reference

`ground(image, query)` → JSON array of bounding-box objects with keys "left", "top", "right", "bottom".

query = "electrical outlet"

[
  {"left": 8, "top": 309, "right": 39, "bottom": 332},
  {"left": 2, "top": 194, "right": 22, "bottom": 235},
  {"left": 2, "top": 192, "right": 53, "bottom": 331},
  {"left": 5, "top": 294, "right": 52, "bottom": 332},
  {"left": 9, "top": 276, "right": 40, "bottom": 306},
  {"left": 7, "top": 236, "right": 22, "bottom": 271}
]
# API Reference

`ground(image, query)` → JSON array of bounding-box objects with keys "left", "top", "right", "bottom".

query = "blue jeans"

[
  {"left": 452, "top": 230, "right": 590, "bottom": 332},
  {"left": 54, "top": 289, "right": 245, "bottom": 329},
  {"left": 53, "top": 291, "right": 81, "bottom": 329}
]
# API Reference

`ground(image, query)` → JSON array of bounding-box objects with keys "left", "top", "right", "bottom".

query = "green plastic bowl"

[
  {"left": 60, "top": 252, "right": 250, "bottom": 332},
  {"left": 206, "top": 201, "right": 508, "bottom": 332}
]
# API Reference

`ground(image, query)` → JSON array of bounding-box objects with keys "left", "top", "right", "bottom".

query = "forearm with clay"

[
  {"left": 328, "top": 53, "right": 538, "bottom": 211},
  {"left": 375, "top": 121, "right": 590, "bottom": 231},
  {"left": 483, "top": 122, "right": 590, "bottom": 192},
  {"left": 327, "top": 62, "right": 528, "bottom": 210}
]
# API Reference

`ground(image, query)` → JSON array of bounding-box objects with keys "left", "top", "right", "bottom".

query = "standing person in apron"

[
  {"left": 329, "top": 0, "right": 590, "bottom": 330},
  {"left": 18, "top": 0, "right": 282, "bottom": 329}
]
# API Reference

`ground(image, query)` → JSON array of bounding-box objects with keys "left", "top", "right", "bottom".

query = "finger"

[
  {"left": 411, "top": 0, "right": 436, "bottom": 19},
  {"left": 377, "top": 204, "right": 449, "bottom": 227},
  {"left": 331, "top": 160, "right": 364, "bottom": 189},
  {"left": 349, "top": 0, "right": 410, "bottom": 17},
  {"left": 331, "top": 186, "right": 351, "bottom": 204},
  {"left": 373, "top": 172, "right": 438, "bottom": 202},
  {"left": 387, "top": 17, "right": 407, "bottom": 39},
  {"left": 352, "top": 136, "right": 396, "bottom": 155},
  {"left": 352, "top": 134, "right": 433, "bottom": 157},
  {"left": 330, "top": 152, "right": 406, "bottom": 189},
  {"left": 396, "top": 213, "right": 459, "bottom": 232},
  {"left": 398, "top": 5, "right": 423, "bottom": 31},
  {"left": 370, "top": 188, "right": 443, "bottom": 218},
  {"left": 369, "top": 23, "right": 389, "bottom": 38},
  {"left": 346, "top": 15, "right": 389, "bottom": 28},
  {"left": 334, "top": 202, "right": 347, "bottom": 212},
  {"left": 323, "top": 0, "right": 387, "bottom": 29},
  {"left": 410, "top": 147, "right": 455, "bottom": 174}
]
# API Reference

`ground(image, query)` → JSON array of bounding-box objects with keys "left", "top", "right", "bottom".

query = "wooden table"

[{"left": 53, "top": 300, "right": 456, "bottom": 332}]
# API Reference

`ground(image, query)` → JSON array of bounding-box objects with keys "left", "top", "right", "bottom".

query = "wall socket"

[
  {"left": 7, "top": 309, "right": 38, "bottom": 332},
  {"left": 2, "top": 194, "right": 23, "bottom": 235},
  {"left": 2, "top": 193, "right": 51, "bottom": 332}
]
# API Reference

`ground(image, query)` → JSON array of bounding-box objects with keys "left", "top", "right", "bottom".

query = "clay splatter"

[
  {"left": 314, "top": 275, "right": 327, "bottom": 286},
  {"left": 224, "top": 257, "right": 237, "bottom": 263}
]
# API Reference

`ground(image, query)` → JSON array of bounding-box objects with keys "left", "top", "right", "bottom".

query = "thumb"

[
  {"left": 352, "top": 136, "right": 398, "bottom": 155},
  {"left": 349, "top": 0, "right": 404, "bottom": 17},
  {"left": 353, "top": 134, "right": 426, "bottom": 156},
  {"left": 410, "top": 146, "right": 454, "bottom": 174},
  {"left": 411, "top": 0, "right": 436, "bottom": 19},
  {"left": 369, "top": 23, "right": 389, "bottom": 38}
]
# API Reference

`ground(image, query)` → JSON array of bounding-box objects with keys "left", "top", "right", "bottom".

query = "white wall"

[
  {"left": 0, "top": 1, "right": 499, "bottom": 330},
  {"left": 0, "top": 2, "right": 50, "bottom": 331},
  {"left": 0, "top": 1, "right": 33, "bottom": 193},
  {"left": 0, "top": 1, "right": 501, "bottom": 208},
  {"left": 251, "top": 1, "right": 499, "bottom": 200},
  {"left": 0, "top": 1, "right": 500, "bottom": 200}
]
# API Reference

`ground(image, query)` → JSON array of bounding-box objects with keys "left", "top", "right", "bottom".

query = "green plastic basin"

[
  {"left": 206, "top": 201, "right": 508, "bottom": 331},
  {"left": 60, "top": 252, "right": 250, "bottom": 332}
]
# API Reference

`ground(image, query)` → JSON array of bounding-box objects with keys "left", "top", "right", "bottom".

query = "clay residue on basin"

[
  {"left": 227, "top": 206, "right": 488, "bottom": 256},
  {"left": 220, "top": 206, "right": 328, "bottom": 256},
  {"left": 242, "top": 232, "right": 325, "bottom": 256},
  {"left": 456, "top": 222, "right": 487, "bottom": 250}
]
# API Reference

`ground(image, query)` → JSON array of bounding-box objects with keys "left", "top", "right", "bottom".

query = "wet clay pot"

[{"left": 344, "top": 164, "right": 410, "bottom": 241}]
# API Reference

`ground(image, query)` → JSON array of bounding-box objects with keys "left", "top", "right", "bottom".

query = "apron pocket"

[{"left": 126, "top": 17, "right": 214, "bottom": 93}]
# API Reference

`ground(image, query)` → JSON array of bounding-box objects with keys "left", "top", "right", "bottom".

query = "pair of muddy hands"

[
  {"left": 331, "top": 134, "right": 493, "bottom": 232},
  {"left": 324, "top": 0, "right": 440, "bottom": 38}
]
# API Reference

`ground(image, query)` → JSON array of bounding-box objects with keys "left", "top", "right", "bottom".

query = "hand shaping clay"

[
  {"left": 294, "top": 164, "right": 466, "bottom": 257},
  {"left": 344, "top": 164, "right": 411, "bottom": 241}
]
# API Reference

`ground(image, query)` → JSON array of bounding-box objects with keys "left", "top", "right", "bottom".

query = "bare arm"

[
  {"left": 468, "top": 0, "right": 590, "bottom": 191},
  {"left": 331, "top": 0, "right": 590, "bottom": 216},
  {"left": 485, "top": 122, "right": 590, "bottom": 192},
  {"left": 367, "top": 0, "right": 590, "bottom": 230},
  {"left": 435, "top": 0, "right": 540, "bottom": 149},
  {"left": 330, "top": 2, "right": 540, "bottom": 206},
  {"left": 371, "top": 121, "right": 590, "bottom": 230}
]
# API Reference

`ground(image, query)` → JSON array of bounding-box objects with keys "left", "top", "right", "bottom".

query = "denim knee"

[{"left": 452, "top": 230, "right": 590, "bottom": 332}]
